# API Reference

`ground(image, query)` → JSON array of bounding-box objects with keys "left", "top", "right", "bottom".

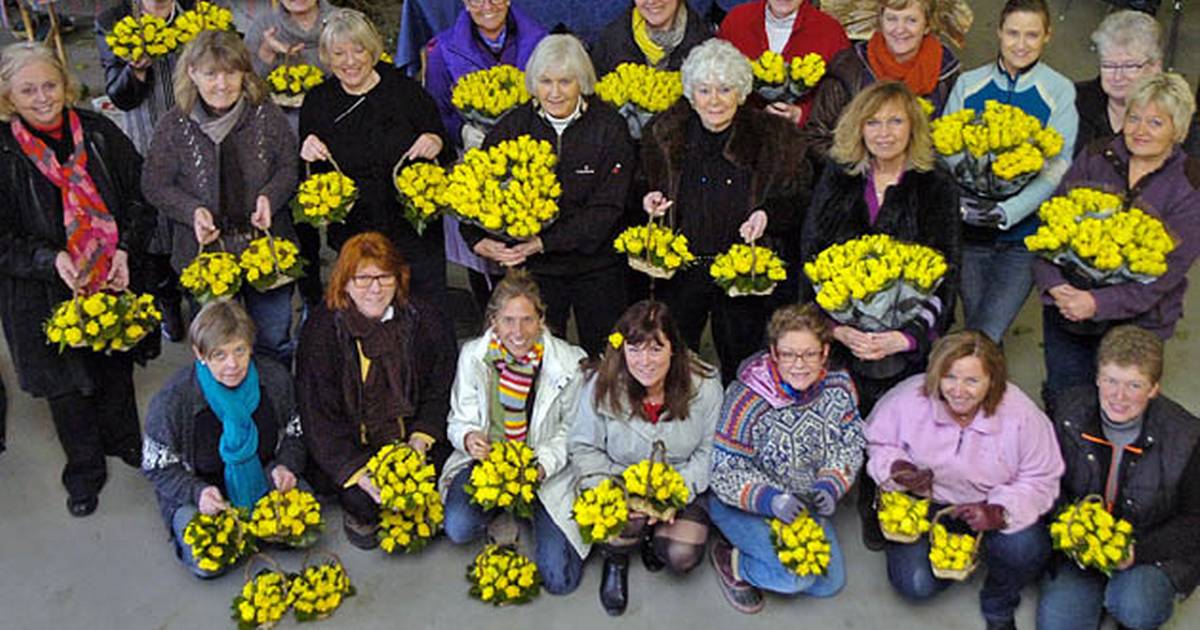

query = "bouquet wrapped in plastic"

[
  {"left": 931, "top": 100, "right": 1063, "bottom": 199},
  {"left": 594, "top": 63, "right": 682, "bottom": 139}
]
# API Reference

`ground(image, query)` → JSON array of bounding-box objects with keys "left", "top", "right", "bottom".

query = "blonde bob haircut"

[
  {"left": 922, "top": 331, "right": 1008, "bottom": 417},
  {"left": 174, "top": 30, "right": 266, "bottom": 114},
  {"left": 319, "top": 8, "right": 384, "bottom": 69},
  {"left": 189, "top": 300, "right": 257, "bottom": 359},
  {"left": 524, "top": 34, "right": 596, "bottom": 97},
  {"left": 1125, "top": 72, "right": 1195, "bottom": 144},
  {"left": 0, "top": 42, "right": 81, "bottom": 122},
  {"left": 830, "top": 81, "right": 934, "bottom": 176}
]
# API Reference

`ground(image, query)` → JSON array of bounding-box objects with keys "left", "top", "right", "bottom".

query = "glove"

[
  {"left": 770, "top": 493, "right": 804, "bottom": 524},
  {"left": 952, "top": 502, "right": 1007, "bottom": 532},
  {"left": 461, "top": 123, "right": 486, "bottom": 151},
  {"left": 961, "top": 196, "right": 1005, "bottom": 228},
  {"left": 889, "top": 460, "right": 934, "bottom": 496},
  {"left": 810, "top": 488, "right": 837, "bottom": 517}
]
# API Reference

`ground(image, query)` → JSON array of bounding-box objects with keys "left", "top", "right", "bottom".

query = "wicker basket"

[
  {"left": 875, "top": 474, "right": 931, "bottom": 544},
  {"left": 929, "top": 507, "right": 980, "bottom": 581},
  {"left": 627, "top": 256, "right": 676, "bottom": 280}
]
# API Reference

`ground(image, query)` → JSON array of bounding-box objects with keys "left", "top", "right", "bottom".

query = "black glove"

[{"left": 961, "top": 196, "right": 1005, "bottom": 228}]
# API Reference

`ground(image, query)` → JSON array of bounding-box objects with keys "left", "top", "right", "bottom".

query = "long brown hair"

[
  {"left": 324, "top": 232, "right": 411, "bottom": 311},
  {"left": 589, "top": 301, "right": 714, "bottom": 422}
]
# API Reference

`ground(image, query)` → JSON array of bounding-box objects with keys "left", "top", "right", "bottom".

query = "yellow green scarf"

[{"left": 632, "top": 9, "right": 667, "bottom": 67}]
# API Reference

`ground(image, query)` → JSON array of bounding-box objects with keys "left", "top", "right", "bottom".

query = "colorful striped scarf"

[{"left": 485, "top": 335, "right": 543, "bottom": 442}]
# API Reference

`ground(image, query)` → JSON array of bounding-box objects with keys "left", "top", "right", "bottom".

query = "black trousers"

[
  {"left": 294, "top": 221, "right": 325, "bottom": 306},
  {"left": 339, "top": 440, "right": 451, "bottom": 525},
  {"left": 467, "top": 269, "right": 506, "bottom": 319},
  {"left": 45, "top": 354, "right": 140, "bottom": 499},
  {"left": 659, "top": 266, "right": 769, "bottom": 384},
  {"left": 535, "top": 266, "right": 627, "bottom": 358}
]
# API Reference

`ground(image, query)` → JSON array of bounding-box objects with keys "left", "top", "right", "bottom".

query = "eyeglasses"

[
  {"left": 1099, "top": 59, "right": 1152, "bottom": 75},
  {"left": 465, "top": 0, "right": 508, "bottom": 8},
  {"left": 774, "top": 349, "right": 824, "bottom": 366},
  {"left": 350, "top": 273, "right": 396, "bottom": 289}
]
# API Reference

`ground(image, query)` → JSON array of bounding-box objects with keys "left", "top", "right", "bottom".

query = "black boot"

[
  {"left": 640, "top": 531, "right": 665, "bottom": 572},
  {"left": 160, "top": 297, "right": 185, "bottom": 342},
  {"left": 599, "top": 550, "right": 629, "bottom": 616}
]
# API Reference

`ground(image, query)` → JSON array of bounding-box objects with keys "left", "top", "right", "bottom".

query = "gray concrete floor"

[{"left": 1, "top": 1, "right": 1199, "bottom": 628}]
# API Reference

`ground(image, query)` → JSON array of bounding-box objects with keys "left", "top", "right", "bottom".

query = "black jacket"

[
  {"left": 1053, "top": 385, "right": 1200, "bottom": 594},
  {"left": 460, "top": 96, "right": 637, "bottom": 277},
  {"left": 96, "top": 1, "right": 193, "bottom": 112},
  {"left": 0, "top": 109, "right": 152, "bottom": 398},
  {"left": 589, "top": 4, "right": 713, "bottom": 77}
]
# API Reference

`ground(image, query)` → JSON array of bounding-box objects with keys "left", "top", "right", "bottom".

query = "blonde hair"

[
  {"left": 0, "top": 42, "right": 81, "bottom": 122},
  {"left": 1098, "top": 325, "right": 1164, "bottom": 384},
  {"left": 319, "top": 8, "right": 384, "bottom": 67},
  {"left": 189, "top": 300, "right": 257, "bottom": 358},
  {"left": 174, "top": 30, "right": 266, "bottom": 114},
  {"left": 830, "top": 81, "right": 934, "bottom": 175},
  {"left": 1125, "top": 72, "right": 1196, "bottom": 144}
]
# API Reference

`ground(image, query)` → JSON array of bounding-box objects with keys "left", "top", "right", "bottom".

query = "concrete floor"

[{"left": 1, "top": 1, "right": 1199, "bottom": 628}]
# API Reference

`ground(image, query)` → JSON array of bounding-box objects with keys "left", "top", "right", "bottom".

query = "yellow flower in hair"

[{"left": 608, "top": 332, "right": 624, "bottom": 350}]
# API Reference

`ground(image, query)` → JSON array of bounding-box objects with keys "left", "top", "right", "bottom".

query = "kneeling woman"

[
  {"left": 708, "top": 303, "right": 865, "bottom": 613},
  {"left": 570, "top": 300, "right": 723, "bottom": 616},
  {"left": 143, "top": 301, "right": 306, "bottom": 577},
  {"left": 866, "top": 331, "right": 1064, "bottom": 629},
  {"left": 440, "top": 271, "right": 588, "bottom": 594},
  {"left": 296, "top": 232, "right": 456, "bottom": 550}
]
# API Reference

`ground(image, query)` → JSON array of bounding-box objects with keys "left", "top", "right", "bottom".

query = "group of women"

[{"left": 0, "top": 0, "right": 1197, "bottom": 628}]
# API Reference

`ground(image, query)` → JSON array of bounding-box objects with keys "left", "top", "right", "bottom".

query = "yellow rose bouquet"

[
  {"left": 464, "top": 440, "right": 540, "bottom": 519},
  {"left": 1049, "top": 495, "right": 1134, "bottom": 576},
  {"left": 621, "top": 452, "right": 689, "bottom": 522},
  {"left": 105, "top": 14, "right": 178, "bottom": 63},
  {"left": 287, "top": 553, "right": 356, "bottom": 622},
  {"left": 877, "top": 491, "right": 932, "bottom": 543},
  {"left": 467, "top": 544, "right": 541, "bottom": 606},
  {"left": 804, "top": 234, "right": 947, "bottom": 331},
  {"left": 365, "top": 442, "right": 444, "bottom": 553},
  {"left": 1025, "top": 187, "right": 1174, "bottom": 287},
  {"left": 232, "top": 561, "right": 290, "bottom": 630},
  {"left": 769, "top": 512, "right": 832, "bottom": 577},
  {"left": 244, "top": 489, "right": 323, "bottom": 549},
  {"left": 612, "top": 222, "right": 695, "bottom": 279},
  {"left": 267, "top": 63, "right": 324, "bottom": 108},
  {"left": 44, "top": 291, "right": 161, "bottom": 354},
  {"left": 174, "top": 1, "right": 234, "bottom": 45},
  {"left": 180, "top": 251, "right": 242, "bottom": 303},
  {"left": 931, "top": 100, "right": 1064, "bottom": 199},
  {"left": 928, "top": 508, "right": 979, "bottom": 580},
  {"left": 787, "top": 53, "right": 826, "bottom": 99},
  {"left": 451, "top": 65, "right": 530, "bottom": 130},
  {"left": 750, "top": 51, "right": 825, "bottom": 102},
  {"left": 594, "top": 63, "right": 683, "bottom": 139},
  {"left": 709, "top": 243, "right": 788, "bottom": 297},
  {"left": 238, "top": 235, "right": 306, "bottom": 293},
  {"left": 572, "top": 477, "right": 628, "bottom": 545},
  {"left": 182, "top": 509, "right": 252, "bottom": 574},
  {"left": 292, "top": 170, "right": 358, "bottom": 227},
  {"left": 394, "top": 161, "right": 450, "bottom": 237},
  {"left": 443, "top": 135, "right": 562, "bottom": 241}
]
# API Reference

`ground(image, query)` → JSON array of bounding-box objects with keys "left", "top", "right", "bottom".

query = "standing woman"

[
  {"left": 590, "top": 0, "right": 713, "bottom": 77},
  {"left": 300, "top": 8, "right": 451, "bottom": 303},
  {"left": 0, "top": 42, "right": 152, "bottom": 516},
  {"left": 459, "top": 34, "right": 636, "bottom": 357},
  {"left": 941, "top": 0, "right": 1077, "bottom": 344},
  {"left": 570, "top": 300, "right": 723, "bottom": 616},
  {"left": 142, "top": 30, "right": 299, "bottom": 365},
  {"left": 1072, "top": 10, "right": 1162, "bottom": 157}
]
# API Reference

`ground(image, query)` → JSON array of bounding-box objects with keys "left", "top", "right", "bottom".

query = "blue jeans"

[
  {"left": 708, "top": 498, "right": 846, "bottom": 596},
  {"left": 1038, "top": 561, "right": 1177, "bottom": 630},
  {"left": 960, "top": 242, "right": 1034, "bottom": 343},
  {"left": 242, "top": 284, "right": 294, "bottom": 365},
  {"left": 1040, "top": 305, "right": 1106, "bottom": 413},
  {"left": 443, "top": 467, "right": 583, "bottom": 595},
  {"left": 885, "top": 524, "right": 1050, "bottom": 623}
]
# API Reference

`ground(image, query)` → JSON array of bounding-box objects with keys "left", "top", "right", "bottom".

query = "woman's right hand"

[
  {"left": 193, "top": 207, "right": 220, "bottom": 246},
  {"left": 300, "top": 134, "right": 331, "bottom": 163},
  {"left": 198, "top": 485, "right": 229, "bottom": 515},
  {"left": 357, "top": 475, "right": 382, "bottom": 504},
  {"left": 54, "top": 251, "right": 79, "bottom": 289},
  {"left": 464, "top": 431, "right": 491, "bottom": 461},
  {"left": 472, "top": 238, "right": 526, "bottom": 267},
  {"left": 643, "top": 191, "right": 673, "bottom": 217}
]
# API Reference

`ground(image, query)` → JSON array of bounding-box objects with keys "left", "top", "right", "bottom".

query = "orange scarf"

[{"left": 866, "top": 32, "right": 943, "bottom": 96}]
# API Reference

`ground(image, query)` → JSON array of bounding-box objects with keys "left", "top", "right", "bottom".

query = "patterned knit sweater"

[{"left": 711, "top": 352, "right": 865, "bottom": 515}]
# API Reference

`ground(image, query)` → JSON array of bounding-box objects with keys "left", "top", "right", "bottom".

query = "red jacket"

[{"left": 718, "top": 0, "right": 850, "bottom": 125}]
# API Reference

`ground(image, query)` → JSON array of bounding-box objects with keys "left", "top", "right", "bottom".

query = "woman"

[
  {"left": 459, "top": 34, "right": 635, "bottom": 357},
  {"left": 0, "top": 42, "right": 151, "bottom": 517},
  {"left": 424, "top": 0, "right": 547, "bottom": 315},
  {"left": 143, "top": 301, "right": 306, "bottom": 577},
  {"left": 641, "top": 38, "right": 809, "bottom": 382},
  {"left": 570, "top": 300, "right": 722, "bottom": 616},
  {"left": 866, "top": 331, "right": 1064, "bottom": 630},
  {"left": 440, "top": 270, "right": 588, "bottom": 595},
  {"left": 708, "top": 303, "right": 864, "bottom": 613},
  {"left": 942, "top": 0, "right": 1077, "bottom": 344},
  {"left": 1034, "top": 73, "right": 1199, "bottom": 414},
  {"left": 1073, "top": 10, "right": 1162, "bottom": 157},
  {"left": 1038, "top": 326, "right": 1200, "bottom": 630},
  {"left": 300, "top": 8, "right": 451, "bottom": 303},
  {"left": 805, "top": 0, "right": 962, "bottom": 163},
  {"left": 142, "top": 30, "right": 299, "bottom": 365},
  {"left": 296, "top": 232, "right": 456, "bottom": 549},
  {"left": 718, "top": 0, "right": 850, "bottom": 126},
  {"left": 244, "top": 0, "right": 333, "bottom": 77},
  {"left": 590, "top": 0, "right": 713, "bottom": 77}
]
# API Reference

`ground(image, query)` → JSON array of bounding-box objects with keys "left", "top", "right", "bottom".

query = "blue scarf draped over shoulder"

[{"left": 195, "top": 360, "right": 269, "bottom": 508}]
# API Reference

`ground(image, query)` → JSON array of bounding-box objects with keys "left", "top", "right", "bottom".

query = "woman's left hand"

[
  {"left": 1117, "top": 545, "right": 1136, "bottom": 571},
  {"left": 402, "top": 132, "right": 443, "bottom": 162},
  {"left": 766, "top": 101, "right": 803, "bottom": 125},
  {"left": 271, "top": 465, "right": 297, "bottom": 492},
  {"left": 507, "top": 237, "right": 543, "bottom": 264},
  {"left": 407, "top": 434, "right": 433, "bottom": 455},
  {"left": 251, "top": 195, "right": 272, "bottom": 231},
  {"left": 104, "top": 249, "right": 130, "bottom": 292},
  {"left": 738, "top": 210, "right": 768, "bottom": 243},
  {"left": 1049, "top": 284, "right": 1097, "bottom": 321}
]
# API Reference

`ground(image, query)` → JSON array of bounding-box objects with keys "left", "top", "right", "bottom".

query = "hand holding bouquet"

[
  {"left": 769, "top": 512, "right": 831, "bottom": 576},
  {"left": 464, "top": 441, "right": 540, "bottom": 519},
  {"left": 105, "top": 14, "right": 177, "bottom": 63}
]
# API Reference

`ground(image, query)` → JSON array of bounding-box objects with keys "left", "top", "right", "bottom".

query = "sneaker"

[
  {"left": 343, "top": 513, "right": 379, "bottom": 550},
  {"left": 709, "top": 537, "right": 764, "bottom": 614}
]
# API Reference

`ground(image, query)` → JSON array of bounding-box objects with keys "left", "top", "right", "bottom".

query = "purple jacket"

[
  {"left": 1032, "top": 138, "right": 1200, "bottom": 339},
  {"left": 423, "top": 5, "right": 547, "bottom": 144}
]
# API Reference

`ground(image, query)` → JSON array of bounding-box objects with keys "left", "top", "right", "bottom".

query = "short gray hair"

[
  {"left": 524, "top": 34, "right": 596, "bottom": 96},
  {"left": 1091, "top": 10, "right": 1162, "bottom": 63},
  {"left": 1125, "top": 72, "right": 1196, "bottom": 144},
  {"left": 189, "top": 300, "right": 257, "bottom": 358},
  {"left": 0, "top": 42, "right": 81, "bottom": 122},
  {"left": 680, "top": 39, "right": 752, "bottom": 105}
]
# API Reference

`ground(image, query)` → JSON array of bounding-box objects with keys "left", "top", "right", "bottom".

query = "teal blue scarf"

[{"left": 195, "top": 360, "right": 269, "bottom": 508}]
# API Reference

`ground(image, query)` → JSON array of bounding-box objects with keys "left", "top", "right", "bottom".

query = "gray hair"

[
  {"left": 189, "top": 300, "right": 257, "bottom": 358},
  {"left": 1090, "top": 10, "right": 1162, "bottom": 62},
  {"left": 524, "top": 34, "right": 596, "bottom": 96},
  {"left": 319, "top": 8, "right": 384, "bottom": 67},
  {"left": 680, "top": 39, "right": 752, "bottom": 105},
  {"left": 1125, "top": 72, "right": 1196, "bottom": 144},
  {"left": 0, "top": 42, "right": 81, "bottom": 122}
]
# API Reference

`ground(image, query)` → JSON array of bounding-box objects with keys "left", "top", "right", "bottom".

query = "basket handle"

[
  {"left": 931, "top": 505, "right": 956, "bottom": 530},
  {"left": 391, "top": 154, "right": 410, "bottom": 186},
  {"left": 572, "top": 471, "right": 628, "bottom": 500},
  {"left": 872, "top": 472, "right": 931, "bottom": 511},
  {"left": 242, "top": 551, "right": 286, "bottom": 584},
  {"left": 301, "top": 548, "right": 345, "bottom": 573}
]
